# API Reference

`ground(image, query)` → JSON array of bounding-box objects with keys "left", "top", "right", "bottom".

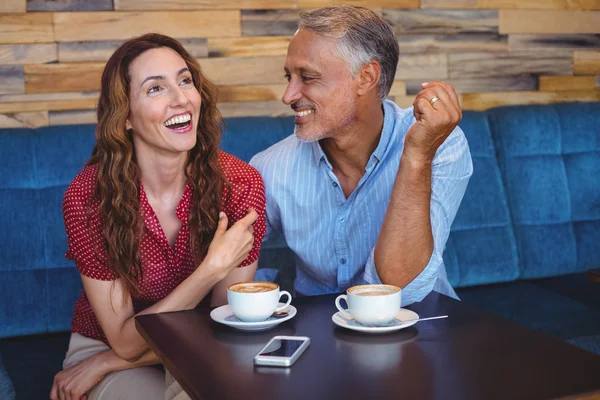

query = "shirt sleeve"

[
  {"left": 63, "top": 170, "right": 116, "bottom": 281},
  {"left": 361, "top": 125, "right": 473, "bottom": 305},
  {"left": 223, "top": 165, "right": 267, "bottom": 267}
]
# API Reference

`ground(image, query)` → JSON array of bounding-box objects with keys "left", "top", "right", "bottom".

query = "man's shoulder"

[{"left": 249, "top": 133, "right": 309, "bottom": 172}]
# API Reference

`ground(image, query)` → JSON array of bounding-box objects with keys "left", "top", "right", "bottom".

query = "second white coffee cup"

[
  {"left": 335, "top": 284, "right": 401, "bottom": 326},
  {"left": 227, "top": 281, "right": 292, "bottom": 322}
]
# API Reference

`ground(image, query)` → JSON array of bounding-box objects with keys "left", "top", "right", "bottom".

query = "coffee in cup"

[
  {"left": 335, "top": 284, "right": 401, "bottom": 326},
  {"left": 227, "top": 281, "right": 292, "bottom": 322}
]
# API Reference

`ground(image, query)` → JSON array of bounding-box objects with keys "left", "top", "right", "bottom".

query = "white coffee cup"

[
  {"left": 227, "top": 281, "right": 292, "bottom": 322},
  {"left": 335, "top": 284, "right": 401, "bottom": 326}
]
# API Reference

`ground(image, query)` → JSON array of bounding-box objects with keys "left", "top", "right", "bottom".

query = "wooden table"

[{"left": 136, "top": 293, "right": 600, "bottom": 400}]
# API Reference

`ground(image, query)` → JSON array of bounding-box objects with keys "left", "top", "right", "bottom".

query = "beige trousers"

[{"left": 63, "top": 333, "right": 190, "bottom": 400}]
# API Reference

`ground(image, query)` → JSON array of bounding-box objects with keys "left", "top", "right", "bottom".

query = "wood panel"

[
  {"left": 499, "top": 10, "right": 600, "bottom": 34},
  {"left": 406, "top": 74, "right": 538, "bottom": 94},
  {"left": 115, "top": 0, "right": 295, "bottom": 10},
  {"left": 298, "top": 0, "right": 418, "bottom": 6},
  {"left": 574, "top": 50, "right": 600, "bottom": 74},
  {"left": 462, "top": 89, "right": 600, "bottom": 110},
  {"left": 539, "top": 75, "right": 598, "bottom": 91},
  {"left": 398, "top": 33, "right": 508, "bottom": 54},
  {"left": 201, "top": 56, "right": 286, "bottom": 85},
  {"left": 27, "top": 0, "right": 112, "bottom": 11},
  {"left": 0, "top": 0, "right": 26, "bottom": 13},
  {"left": 208, "top": 36, "right": 291, "bottom": 58},
  {"left": 479, "top": 0, "right": 600, "bottom": 9},
  {"left": 449, "top": 51, "right": 572, "bottom": 78},
  {"left": 396, "top": 54, "right": 448, "bottom": 80},
  {"left": 0, "top": 91, "right": 99, "bottom": 104},
  {"left": 49, "top": 110, "right": 96, "bottom": 126},
  {"left": 242, "top": 10, "right": 301, "bottom": 37},
  {"left": 217, "top": 100, "right": 292, "bottom": 118},
  {"left": 388, "top": 80, "right": 407, "bottom": 97},
  {"left": 0, "top": 43, "right": 57, "bottom": 65},
  {"left": 0, "top": 66, "right": 24, "bottom": 94},
  {"left": 383, "top": 10, "right": 498, "bottom": 35},
  {"left": 420, "top": 0, "right": 478, "bottom": 8},
  {"left": 0, "top": 97, "right": 97, "bottom": 113},
  {"left": 0, "top": 13, "right": 53, "bottom": 44},
  {"left": 216, "top": 84, "right": 287, "bottom": 102},
  {"left": 0, "top": 111, "right": 48, "bottom": 128},
  {"left": 509, "top": 34, "right": 600, "bottom": 50},
  {"left": 58, "top": 39, "right": 208, "bottom": 62},
  {"left": 53, "top": 11, "right": 241, "bottom": 41},
  {"left": 25, "top": 63, "right": 105, "bottom": 93}
]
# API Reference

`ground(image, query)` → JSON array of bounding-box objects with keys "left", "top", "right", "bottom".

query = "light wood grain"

[
  {"left": 500, "top": 10, "right": 600, "bottom": 34},
  {"left": 216, "top": 84, "right": 287, "bottom": 102},
  {"left": 396, "top": 54, "right": 448, "bottom": 80},
  {"left": 0, "top": 44, "right": 57, "bottom": 66},
  {"left": 25, "top": 63, "right": 105, "bottom": 93},
  {"left": 462, "top": 89, "right": 600, "bottom": 110},
  {"left": 298, "top": 0, "right": 418, "bottom": 6},
  {"left": 208, "top": 36, "right": 291, "bottom": 58},
  {"left": 0, "top": 66, "right": 24, "bottom": 95},
  {"left": 398, "top": 33, "right": 508, "bottom": 54},
  {"left": 0, "top": 97, "right": 97, "bottom": 113},
  {"left": 509, "top": 34, "right": 600, "bottom": 50},
  {"left": 53, "top": 11, "right": 241, "bottom": 41},
  {"left": 388, "top": 80, "right": 407, "bottom": 97},
  {"left": 201, "top": 56, "right": 286, "bottom": 85},
  {"left": 479, "top": 0, "right": 600, "bottom": 9},
  {"left": 420, "top": 0, "right": 478, "bottom": 8},
  {"left": 0, "top": 0, "right": 26, "bottom": 13},
  {"left": 0, "top": 112, "right": 48, "bottom": 128},
  {"left": 0, "top": 91, "right": 99, "bottom": 103},
  {"left": 27, "top": 0, "right": 112, "bottom": 11},
  {"left": 574, "top": 50, "right": 600, "bottom": 74},
  {"left": 0, "top": 13, "right": 53, "bottom": 44},
  {"left": 383, "top": 10, "right": 498, "bottom": 35},
  {"left": 217, "top": 100, "right": 293, "bottom": 118},
  {"left": 406, "top": 74, "right": 537, "bottom": 94},
  {"left": 449, "top": 51, "right": 572, "bottom": 78},
  {"left": 242, "top": 10, "right": 301, "bottom": 37},
  {"left": 58, "top": 39, "right": 208, "bottom": 62},
  {"left": 115, "top": 0, "right": 295, "bottom": 10},
  {"left": 539, "top": 75, "right": 597, "bottom": 91},
  {"left": 49, "top": 110, "right": 97, "bottom": 126}
]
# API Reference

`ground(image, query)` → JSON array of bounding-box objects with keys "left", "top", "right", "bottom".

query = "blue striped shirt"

[{"left": 250, "top": 100, "right": 472, "bottom": 305}]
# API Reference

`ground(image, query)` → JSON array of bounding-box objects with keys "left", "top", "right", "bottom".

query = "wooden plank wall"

[{"left": 0, "top": 0, "right": 599, "bottom": 128}]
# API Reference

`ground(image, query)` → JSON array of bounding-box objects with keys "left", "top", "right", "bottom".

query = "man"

[{"left": 250, "top": 5, "right": 472, "bottom": 305}]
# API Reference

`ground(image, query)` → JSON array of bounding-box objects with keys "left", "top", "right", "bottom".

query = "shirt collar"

[{"left": 310, "top": 100, "right": 396, "bottom": 166}]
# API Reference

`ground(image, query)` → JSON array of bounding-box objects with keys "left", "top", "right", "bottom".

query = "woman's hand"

[
  {"left": 202, "top": 208, "right": 258, "bottom": 280},
  {"left": 50, "top": 352, "right": 108, "bottom": 400}
]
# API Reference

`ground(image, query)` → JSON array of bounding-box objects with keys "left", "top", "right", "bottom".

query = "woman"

[{"left": 50, "top": 33, "right": 266, "bottom": 400}]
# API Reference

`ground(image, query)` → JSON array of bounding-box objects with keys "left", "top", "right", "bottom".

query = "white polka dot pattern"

[{"left": 63, "top": 151, "right": 266, "bottom": 344}]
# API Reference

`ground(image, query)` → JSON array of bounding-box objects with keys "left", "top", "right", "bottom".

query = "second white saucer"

[{"left": 332, "top": 308, "right": 419, "bottom": 334}]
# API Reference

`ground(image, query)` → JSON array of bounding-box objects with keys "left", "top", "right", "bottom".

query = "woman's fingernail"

[
  {"left": 219, "top": 212, "right": 225, "bottom": 219},
  {"left": 422, "top": 82, "right": 428, "bottom": 87}
]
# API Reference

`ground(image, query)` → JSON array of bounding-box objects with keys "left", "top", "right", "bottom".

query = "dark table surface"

[{"left": 136, "top": 292, "right": 600, "bottom": 400}]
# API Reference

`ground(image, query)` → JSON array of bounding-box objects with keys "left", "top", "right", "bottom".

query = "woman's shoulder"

[
  {"left": 64, "top": 164, "right": 99, "bottom": 206},
  {"left": 218, "top": 151, "right": 262, "bottom": 184}
]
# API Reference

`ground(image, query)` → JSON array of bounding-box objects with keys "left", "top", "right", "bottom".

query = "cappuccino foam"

[
  {"left": 229, "top": 282, "right": 277, "bottom": 294},
  {"left": 355, "top": 291, "right": 395, "bottom": 296}
]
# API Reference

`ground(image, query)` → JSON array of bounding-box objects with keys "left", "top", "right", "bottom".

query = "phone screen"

[{"left": 258, "top": 339, "right": 305, "bottom": 357}]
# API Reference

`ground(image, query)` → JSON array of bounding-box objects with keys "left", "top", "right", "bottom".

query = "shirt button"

[
  {"left": 332, "top": 182, "right": 338, "bottom": 187},
  {"left": 339, "top": 217, "right": 345, "bottom": 222},
  {"left": 340, "top": 258, "right": 346, "bottom": 265}
]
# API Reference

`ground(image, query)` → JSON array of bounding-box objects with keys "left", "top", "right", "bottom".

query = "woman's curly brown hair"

[{"left": 87, "top": 33, "right": 227, "bottom": 297}]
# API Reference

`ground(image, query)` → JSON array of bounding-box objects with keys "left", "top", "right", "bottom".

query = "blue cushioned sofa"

[{"left": 1, "top": 102, "right": 599, "bottom": 399}]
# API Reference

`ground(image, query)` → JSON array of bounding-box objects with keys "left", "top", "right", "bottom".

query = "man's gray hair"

[{"left": 298, "top": 6, "right": 399, "bottom": 100}]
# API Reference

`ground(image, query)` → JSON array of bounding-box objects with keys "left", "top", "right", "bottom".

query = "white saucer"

[
  {"left": 332, "top": 308, "right": 419, "bottom": 334},
  {"left": 210, "top": 303, "right": 297, "bottom": 331}
]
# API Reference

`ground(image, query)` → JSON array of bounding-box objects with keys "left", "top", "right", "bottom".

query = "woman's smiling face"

[{"left": 126, "top": 46, "right": 201, "bottom": 156}]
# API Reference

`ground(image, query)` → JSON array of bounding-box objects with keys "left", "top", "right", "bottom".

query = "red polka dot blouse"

[{"left": 63, "top": 151, "right": 266, "bottom": 344}]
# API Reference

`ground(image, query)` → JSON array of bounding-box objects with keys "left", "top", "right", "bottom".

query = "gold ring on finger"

[{"left": 429, "top": 96, "right": 440, "bottom": 105}]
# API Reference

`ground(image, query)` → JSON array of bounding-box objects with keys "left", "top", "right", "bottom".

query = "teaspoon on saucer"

[
  {"left": 398, "top": 315, "right": 448, "bottom": 324},
  {"left": 270, "top": 311, "right": 290, "bottom": 319}
]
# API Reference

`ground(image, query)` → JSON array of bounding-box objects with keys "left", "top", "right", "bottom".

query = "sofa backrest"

[{"left": 488, "top": 102, "right": 600, "bottom": 279}]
